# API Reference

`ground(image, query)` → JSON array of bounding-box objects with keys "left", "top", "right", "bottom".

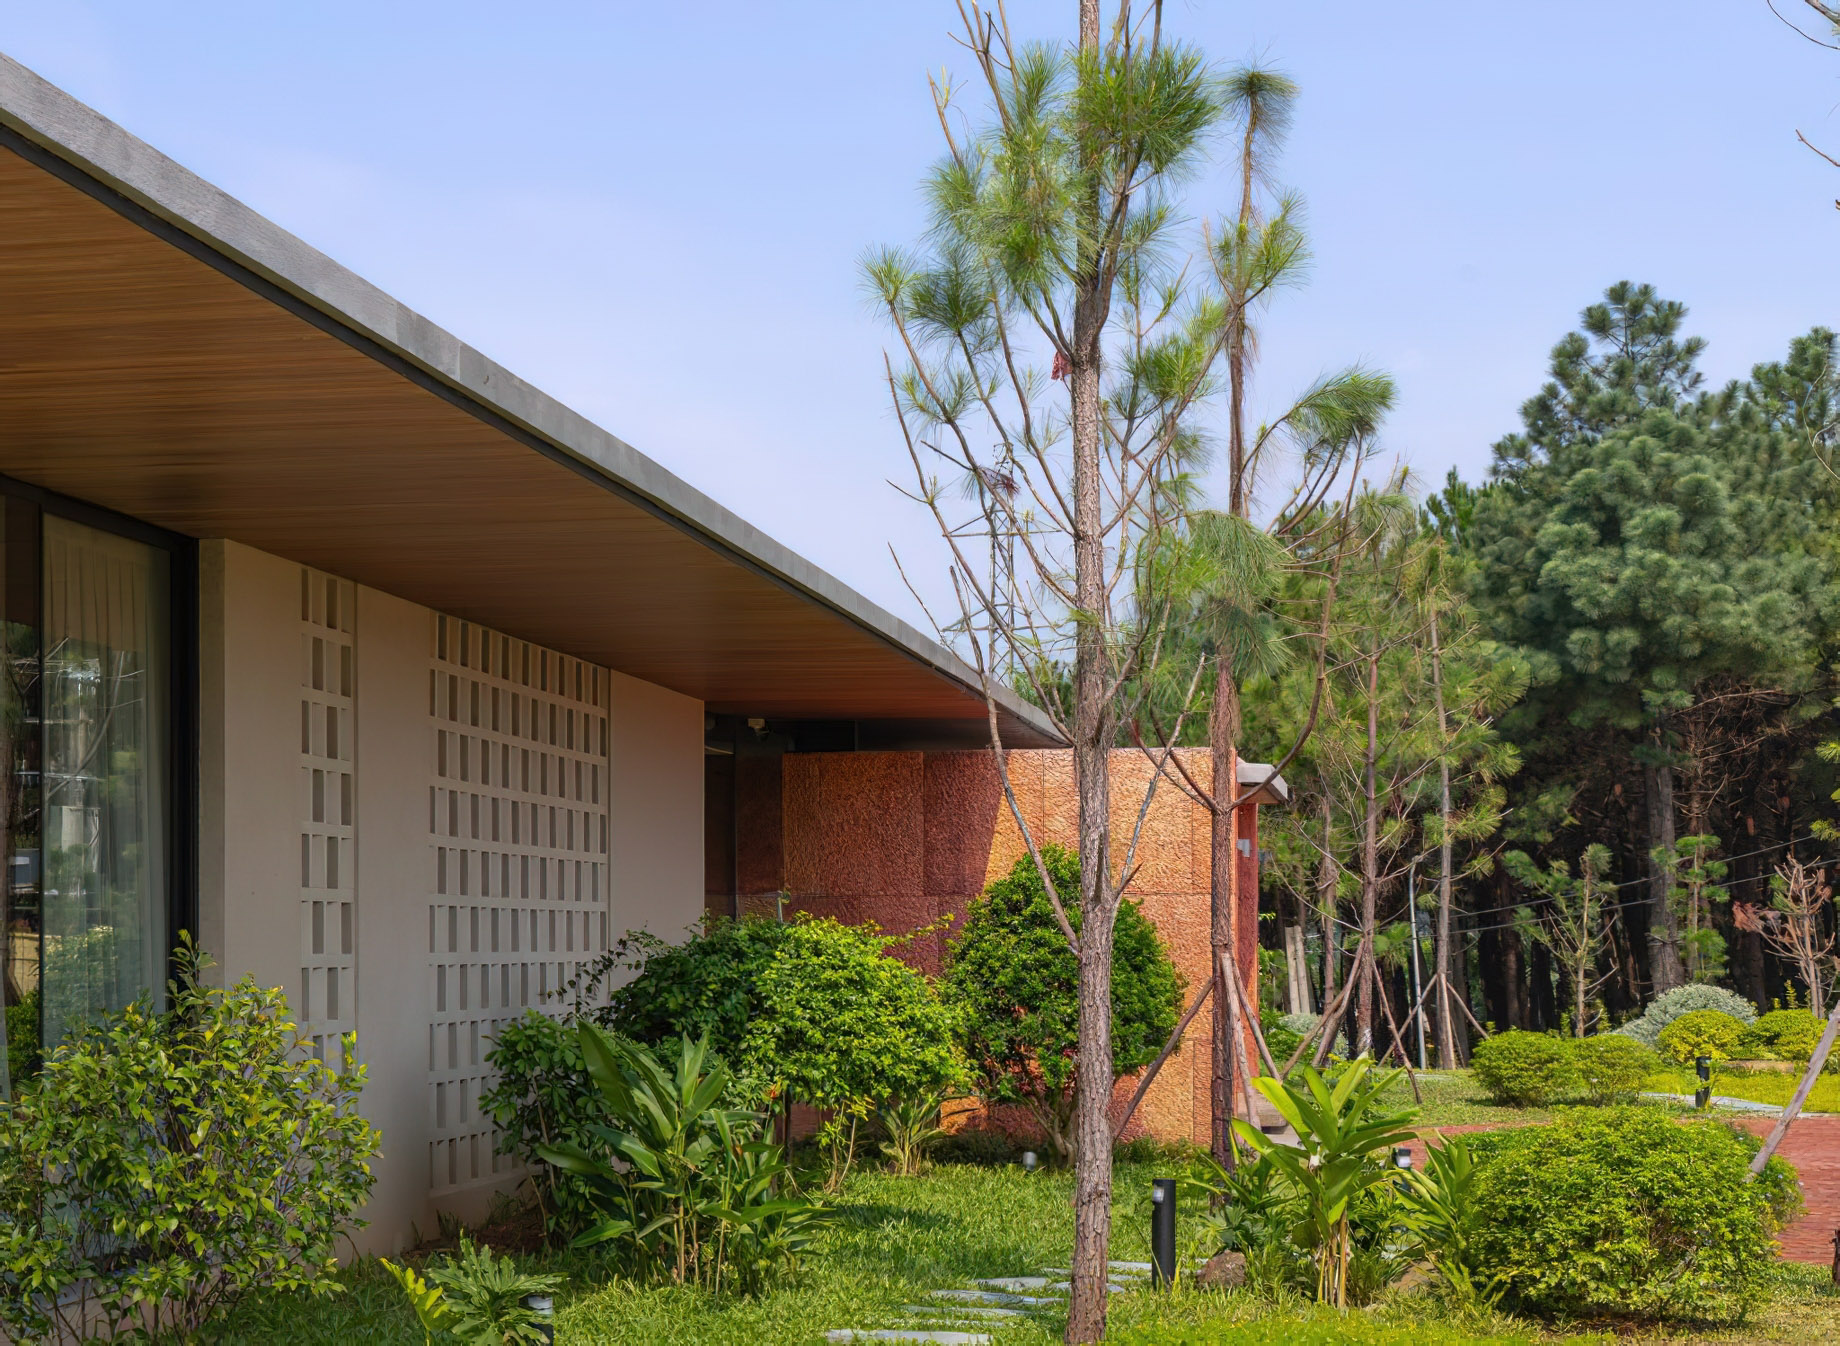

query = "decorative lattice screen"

[
  {"left": 298, "top": 568, "right": 357, "bottom": 1064},
  {"left": 427, "top": 613, "right": 612, "bottom": 1195}
]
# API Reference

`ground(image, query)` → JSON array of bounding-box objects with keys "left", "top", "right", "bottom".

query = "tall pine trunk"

[
  {"left": 1316, "top": 794, "right": 1338, "bottom": 1010},
  {"left": 1356, "top": 652, "right": 1381, "bottom": 1056},
  {"left": 1429, "top": 610, "right": 1459, "bottom": 1068},
  {"left": 1065, "top": 7, "right": 1115, "bottom": 1341},
  {"left": 1644, "top": 725, "right": 1686, "bottom": 994},
  {"left": 1209, "top": 665, "right": 1242, "bottom": 1165}
]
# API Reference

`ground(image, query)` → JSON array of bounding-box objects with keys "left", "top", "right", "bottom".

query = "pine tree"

[{"left": 1465, "top": 285, "right": 1834, "bottom": 994}]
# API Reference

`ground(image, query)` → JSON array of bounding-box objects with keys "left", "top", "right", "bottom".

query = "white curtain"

[{"left": 39, "top": 516, "right": 168, "bottom": 1051}]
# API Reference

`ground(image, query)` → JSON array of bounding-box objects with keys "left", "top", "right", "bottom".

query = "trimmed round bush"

[
  {"left": 1656, "top": 1008, "right": 1746, "bottom": 1065},
  {"left": 1469, "top": 1106, "right": 1792, "bottom": 1322},
  {"left": 1616, "top": 983, "right": 1757, "bottom": 1048},
  {"left": 1469, "top": 1030, "right": 1580, "bottom": 1106},
  {"left": 1737, "top": 1007, "right": 1823, "bottom": 1061},
  {"left": 1573, "top": 1034, "right": 1658, "bottom": 1105}
]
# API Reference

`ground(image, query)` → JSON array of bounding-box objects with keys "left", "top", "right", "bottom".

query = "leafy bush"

[
  {"left": 1468, "top": 1107, "right": 1788, "bottom": 1321},
  {"left": 581, "top": 918, "right": 795, "bottom": 1083},
  {"left": 383, "top": 1238, "right": 564, "bottom": 1345},
  {"left": 479, "top": 1011, "right": 604, "bottom": 1235},
  {"left": 1262, "top": 1009, "right": 1304, "bottom": 1064},
  {"left": 0, "top": 942, "right": 379, "bottom": 1343},
  {"left": 1616, "top": 983, "right": 1757, "bottom": 1048},
  {"left": 742, "top": 917, "right": 966, "bottom": 1185},
  {"left": 1, "top": 988, "right": 37, "bottom": 1089},
  {"left": 1656, "top": 1008, "right": 1746, "bottom": 1064},
  {"left": 1573, "top": 1034, "right": 1658, "bottom": 1104},
  {"left": 942, "top": 845, "right": 1182, "bottom": 1159},
  {"left": 1469, "top": 1031, "right": 1580, "bottom": 1106},
  {"left": 1738, "top": 1007, "right": 1824, "bottom": 1061},
  {"left": 538, "top": 1028, "right": 828, "bottom": 1293}
]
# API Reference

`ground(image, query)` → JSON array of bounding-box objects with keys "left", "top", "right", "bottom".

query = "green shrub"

[
  {"left": 1468, "top": 1106, "right": 1788, "bottom": 1321},
  {"left": 943, "top": 845, "right": 1183, "bottom": 1160},
  {"left": 579, "top": 917, "right": 796, "bottom": 1084},
  {"left": 480, "top": 1011, "right": 605, "bottom": 1235},
  {"left": 1616, "top": 983, "right": 1757, "bottom": 1048},
  {"left": 1738, "top": 1007, "right": 1824, "bottom": 1061},
  {"left": 1262, "top": 1009, "right": 1304, "bottom": 1065},
  {"left": 1656, "top": 1008, "right": 1746, "bottom": 1064},
  {"left": 1, "top": 988, "right": 37, "bottom": 1089},
  {"left": 1573, "top": 1034, "right": 1658, "bottom": 1104},
  {"left": 742, "top": 917, "right": 967, "bottom": 1127},
  {"left": 0, "top": 941, "right": 379, "bottom": 1343},
  {"left": 1469, "top": 1030, "right": 1580, "bottom": 1106}
]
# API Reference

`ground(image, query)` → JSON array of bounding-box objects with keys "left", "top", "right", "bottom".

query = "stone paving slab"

[
  {"left": 930, "top": 1287, "right": 1061, "bottom": 1307},
  {"left": 901, "top": 1305, "right": 1025, "bottom": 1320}
]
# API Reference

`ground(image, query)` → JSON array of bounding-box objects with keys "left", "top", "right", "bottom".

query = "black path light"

[
  {"left": 1696, "top": 1055, "right": 1712, "bottom": 1111},
  {"left": 520, "top": 1294, "right": 555, "bottom": 1344},
  {"left": 1150, "top": 1178, "right": 1177, "bottom": 1289}
]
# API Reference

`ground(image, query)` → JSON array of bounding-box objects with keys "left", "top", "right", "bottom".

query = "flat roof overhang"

[{"left": 0, "top": 54, "right": 1060, "bottom": 748}]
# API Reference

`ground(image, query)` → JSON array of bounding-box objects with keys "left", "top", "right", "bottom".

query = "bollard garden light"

[
  {"left": 520, "top": 1294, "right": 555, "bottom": 1344},
  {"left": 1695, "top": 1055, "right": 1712, "bottom": 1111},
  {"left": 1392, "top": 1146, "right": 1413, "bottom": 1171},
  {"left": 1022, "top": 1150, "right": 1038, "bottom": 1174},
  {"left": 1150, "top": 1178, "right": 1177, "bottom": 1289}
]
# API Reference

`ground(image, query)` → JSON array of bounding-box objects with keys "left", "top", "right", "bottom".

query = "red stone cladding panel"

[
  {"left": 735, "top": 751, "right": 784, "bottom": 898},
  {"left": 778, "top": 746, "right": 1266, "bottom": 1147}
]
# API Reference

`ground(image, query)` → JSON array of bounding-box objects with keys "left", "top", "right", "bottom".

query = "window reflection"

[{"left": 0, "top": 509, "right": 170, "bottom": 1098}]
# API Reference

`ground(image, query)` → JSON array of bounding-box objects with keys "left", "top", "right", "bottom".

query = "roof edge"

[{"left": 0, "top": 51, "right": 1064, "bottom": 747}]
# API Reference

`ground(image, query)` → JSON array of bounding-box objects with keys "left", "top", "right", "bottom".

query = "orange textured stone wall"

[{"left": 775, "top": 747, "right": 1261, "bottom": 1148}]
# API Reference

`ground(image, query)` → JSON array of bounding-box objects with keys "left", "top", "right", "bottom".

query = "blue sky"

[{"left": 6, "top": 2, "right": 1837, "bottom": 627}]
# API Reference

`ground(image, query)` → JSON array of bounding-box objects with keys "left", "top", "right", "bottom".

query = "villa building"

[{"left": 0, "top": 54, "right": 1278, "bottom": 1251}]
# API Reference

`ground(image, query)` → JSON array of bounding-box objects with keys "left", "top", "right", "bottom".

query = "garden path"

[
  {"left": 1734, "top": 1115, "right": 1840, "bottom": 1266},
  {"left": 824, "top": 1263, "right": 1167, "bottom": 1343}
]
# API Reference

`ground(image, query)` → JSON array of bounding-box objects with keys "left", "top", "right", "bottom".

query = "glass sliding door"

[
  {"left": 0, "top": 489, "right": 181, "bottom": 1100},
  {"left": 0, "top": 500, "right": 40, "bottom": 1097},
  {"left": 39, "top": 516, "right": 170, "bottom": 1053}
]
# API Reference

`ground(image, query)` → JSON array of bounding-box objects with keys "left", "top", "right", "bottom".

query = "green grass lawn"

[
  {"left": 217, "top": 1157, "right": 1840, "bottom": 1345},
  {"left": 1644, "top": 1064, "right": 1840, "bottom": 1114},
  {"left": 1370, "top": 1067, "right": 1813, "bottom": 1130}
]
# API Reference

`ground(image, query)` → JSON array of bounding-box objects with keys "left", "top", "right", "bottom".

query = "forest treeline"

[{"left": 1229, "top": 281, "right": 1840, "bottom": 1060}]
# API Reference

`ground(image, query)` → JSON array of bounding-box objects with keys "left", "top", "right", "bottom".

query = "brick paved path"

[{"left": 1735, "top": 1115, "right": 1840, "bottom": 1266}]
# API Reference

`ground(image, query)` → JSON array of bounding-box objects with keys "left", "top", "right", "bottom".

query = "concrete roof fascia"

[{"left": 0, "top": 52, "right": 1064, "bottom": 747}]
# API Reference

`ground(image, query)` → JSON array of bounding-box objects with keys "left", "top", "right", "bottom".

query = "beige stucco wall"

[
  {"left": 196, "top": 540, "right": 705, "bottom": 1253},
  {"left": 608, "top": 670, "right": 705, "bottom": 943}
]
